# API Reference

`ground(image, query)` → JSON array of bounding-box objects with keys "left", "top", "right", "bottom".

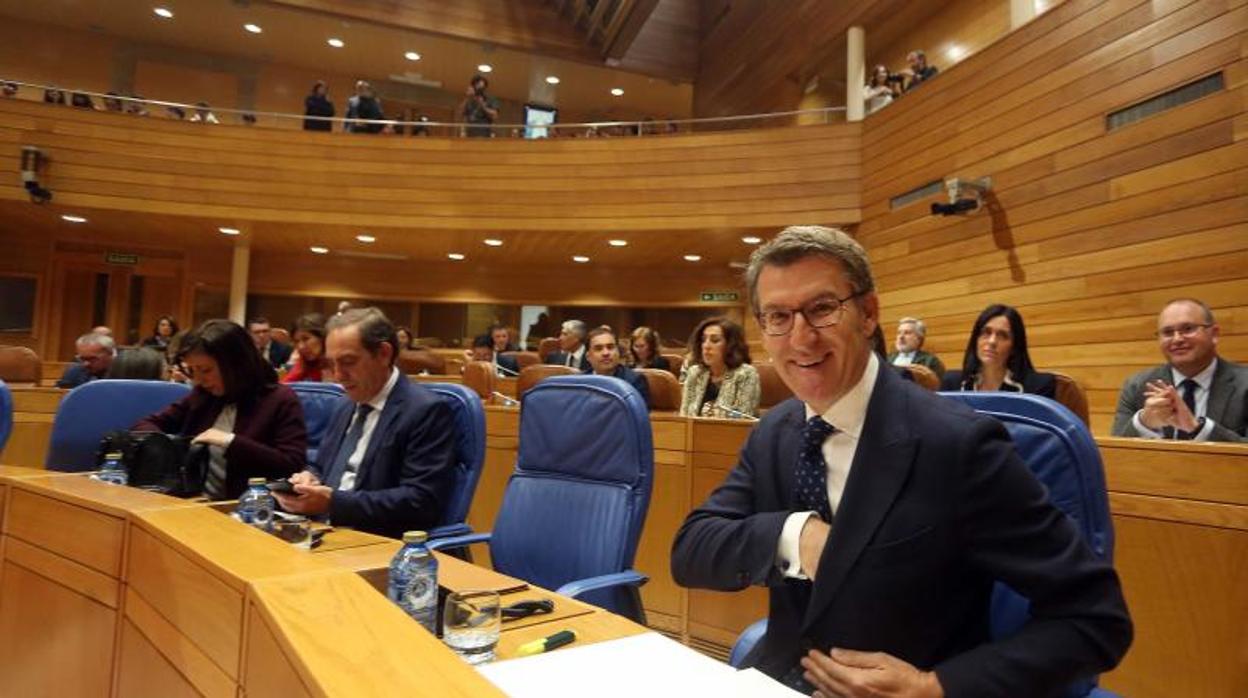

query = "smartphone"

[{"left": 266, "top": 480, "right": 296, "bottom": 494}]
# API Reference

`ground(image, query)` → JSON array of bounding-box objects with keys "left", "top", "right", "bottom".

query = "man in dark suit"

[
  {"left": 248, "top": 316, "right": 293, "bottom": 370},
  {"left": 275, "top": 308, "right": 456, "bottom": 539},
  {"left": 885, "top": 316, "right": 945, "bottom": 378},
  {"left": 545, "top": 319, "right": 591, "bottom": 371},
  {"left": 56, "top": 332, "right": 116, "bottom": 388},
  {"left": 671, "top": 226, "right": 1131, "bottom": 697},
  {"left": 584, "top": 326, "right": 649, "bottom": 407},
  {"left": 468, "top": 335, "right": 521, "bottom": 378},
  {"left": 1112, "top": 298, "right": 1247, "bottom": 442}
]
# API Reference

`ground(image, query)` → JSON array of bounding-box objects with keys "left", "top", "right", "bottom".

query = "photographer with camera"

[
  {"left": 460, "top": 74, "right": 500, "bottom": 138},
  {"left": 864, "top": 65, "right": 901, "bottom": 115}
]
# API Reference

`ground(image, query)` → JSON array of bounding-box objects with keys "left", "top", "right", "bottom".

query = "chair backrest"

[
  {"left": 536, "top": 337, "right": 560, "bottom": 362},
  {"left": 500, "top": 351, "right": 540, "bottom": 370},
  {"left": 421, "top": 382, "right": 487, "bottom": 534},
  {"left": 46, "top": 379, "right": 192, "bottom": 471},
  {"left": 756, "top": 362, "right": 794, "bottom": 409},
  {"left": 0, "top": 346, "right": 41, "bottom": 385},
  {"left": 937, "top": 391, "right": 1112, "bottom": 698},
  {"left": 516, "top": 364, "right": 578, "bottom": 397},
  {"left": 636, "top": 368, "right": 679, "bottom": 410},
  {"left": 901, "top": 363, "right": 940, "bottom": 390},
  {"left": 397, "top": 349, "right": 445, "bottom": 375},
  {"left": 1051, "top": 371, "right": 1090, "bottom": 427},
  {"left": 0, "top": 379, "right": 12, "bottom": 455},
  {"left": 286, "top": 381, "right": 346, "bottom": 464},
  {"left": 461, "top": 360, "right": 496, "bottom": 401},
  {"left": 660, "top": 353, "right": 685, "bottom": 379},
  {"left": 492, "top": 375, "right": 654, "bottom": 619}
]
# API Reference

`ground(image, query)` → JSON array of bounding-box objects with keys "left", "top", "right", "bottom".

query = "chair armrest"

[
  {"left": 425, "top": 532, "right": 492, "bottom": 552},
  {"left": 556, "top": 570, "right": 648, "bottom": 599},
  {"left": 428, "top": 523, "right": 473, "bottom": 540}
]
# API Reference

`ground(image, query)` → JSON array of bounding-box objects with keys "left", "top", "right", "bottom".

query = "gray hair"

[
  {"left": 76, "top": 332, "right": 116, "bottom": 355},
  {"left": 562, "top": 320, "right": 587, "bottom": 340},
  {"left": 745, "top": 225, "right": 875, "bottom": 313},
  {"left": 1162, "top": 298, "right": 1215, "bottom": 325},
  {"left": 326, "top": 307, "right": 398, "bottom": 365},
  {"left": 898, "top": 316, "right": 927, "bottom": 338}
]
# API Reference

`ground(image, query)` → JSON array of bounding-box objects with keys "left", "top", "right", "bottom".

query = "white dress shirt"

[
  {"left": 1131, "top": 358, "right": 1218, "bottom": 441},
  {"left": 776, "top": 353, "right": 880, "bottom": 578},
  {"left": 891, "top": 350, "right": 915, "bottom": 366},
  {"left": 338, "top": 367, "right": 401, "bottom": 492},
  {"left": 565, "top": 345, "right": 586, "bottom": 368}
]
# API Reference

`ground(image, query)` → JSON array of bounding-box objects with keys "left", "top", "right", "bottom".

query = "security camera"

[
  {"left": 931, "top": 176, "right": 991, "bottom": 217},
  {"left": 20, "top": 146, "right": 52, "bottom": 204}
]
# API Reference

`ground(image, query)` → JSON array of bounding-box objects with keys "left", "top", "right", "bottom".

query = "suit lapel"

[
  {"left": 773, "top": 403, "right": 805, "bottom": 504},
  {"left": 1204, "top": 360, "right": 1235, "bottom": 424},
  {"left": 355, "top": 378, "right": 407, "bottom": 487},
  {"left": 803, "top": 368, "right": 917, "bottom": 631},
  {"left": 318, "top": 401, "right": 355, "bottom": 488}
]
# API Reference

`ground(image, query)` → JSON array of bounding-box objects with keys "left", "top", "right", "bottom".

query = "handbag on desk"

[{"left": 97, "top": 431, "right": 209, "bottom": 498}]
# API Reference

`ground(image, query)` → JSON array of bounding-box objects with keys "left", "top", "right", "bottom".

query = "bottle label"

[{"left": 404, "top": 575, "right": 436, "bottom": 611}]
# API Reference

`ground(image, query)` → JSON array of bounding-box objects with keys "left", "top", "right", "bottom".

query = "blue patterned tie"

[
  {"left": 331, "top": 404, "right": 373, "bottom": 486},
  {"left": 795, "top": 416, "right": 837, "bottom": 523}
]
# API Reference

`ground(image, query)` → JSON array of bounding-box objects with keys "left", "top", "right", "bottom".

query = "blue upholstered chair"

[
  {"left": 0, "top": 379, "right": 13, "bottom": 456},
  {"left": 46, "top": 379, "right": 191, "bottom": 471},
  {"left": 421, "top": 382, "right": 487, "bottom": 540},
  {"left": 428, "top": 374, "right": 654, "bottom": 622},
  {"left": 285, "top": 381, "right": 346, "bottom": 464},
  {"left": 729, "top": 393, "right": 1119, "bottom": 698}
]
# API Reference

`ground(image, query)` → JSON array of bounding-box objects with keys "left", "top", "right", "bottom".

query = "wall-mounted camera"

[
  {"left": 931, "top": 176, "right": 991, "bottom": 216},
  {"left": 21, "top": 145, "right": 52, "bottom": 204}
]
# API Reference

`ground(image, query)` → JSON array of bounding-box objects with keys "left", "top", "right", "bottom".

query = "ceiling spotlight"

[
  {"left": 683, "top": 254, "right": 702, "bottom": 262},
  {"left": 608, "top": 239, "right": 628, "bottom": 247},
  {"left": 447, "top": 252, "right": 466, "bottom": 261},
  {"left": 153, "top": 7, "right": 173, "bottom": 19},
  {"left": 218, "top": 227, "right": 241, "bottom": 236},
  {"left": 610, "top": 88, "right": 624, "bottom": 97},
  {"left": 741, "top": 236, "right": 762, "bottom": 245},
  {"left": 572, "top": 255, "right": 590, "bottom": 263},
  {"left": 483, "top": 239, "right": 503, "bottom": 247},
  {"left": 309, "top": 246, "right": 329, "bottom": 254},
  {"left": 355, "top": 234, "right": 376, "bottom": 243},
  {"left": 545, "top": 76, "right": 560, "bottom": 85},
  {"left": 477, "top": 64, "right": 493, "bottom": 73},
  {"left": 61, "top": 214, "right": 87, "bottom": 223},
  {"left": 404, "top": 51, "right": 421, "bottom": 61},
  {"left": 946, "top": 44, "right": 966, "bottom": 61},
  {"left": 327, "top": 38, "right": 345, "bottom": 48},
  {"left": 244, "top": 23, "right": 263, "bottom": 34}
]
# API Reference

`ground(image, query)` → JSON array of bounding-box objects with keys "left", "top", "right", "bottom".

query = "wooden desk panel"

[
  {"left": 242, "top": 604, "right": 314, "bottom": 698},
  {"left": 116, "top": 618, "right": 205, "bottom": 698},
  {"left": 5, "top": 487, "right": 125, "bottom": 577},
  {"left": 122, "top": 587, "right": 236, "bottom": 698}
]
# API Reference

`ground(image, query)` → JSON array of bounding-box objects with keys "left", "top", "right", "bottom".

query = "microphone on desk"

[
  {"left": 495, "top": 363, "right": 520, "bottom": 377},
  {"left": 491, "top": 391, "right": 519, "bottom": 407},
  {"left": 716, "top": 406, "right": 759, "bottom": 422}
]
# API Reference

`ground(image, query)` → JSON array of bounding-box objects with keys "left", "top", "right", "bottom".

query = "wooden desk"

[{"left": 0, "top": 386, "right": 64, "bottom": 468}]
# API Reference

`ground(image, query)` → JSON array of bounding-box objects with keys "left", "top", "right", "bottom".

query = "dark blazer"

[
  {"left": 56, "top": 363, "right": 96, "bottom": 389},
  {"left": 587, "top": 364, "right": 650, "bottom": 407},
  {"left": 635, "top": 355, "right": 672, "bottom": 373},
  {"left": 671, "top": 366, "right": 1131, "bottom": 696},
  {"left": 264, "top": 341, "right": 293, "bottom": 370},
  {"left": 495, "top": 353, "right": 521, "bottom": 377},
  {"left": 310, "top": 376, "right": 456, "bottom": 539},
  {"left": 885, "top": 349, "right": 946, "bottom": 378},
  {"left": 940, "top": 369, "right": 1056, "bottom": 398},
  {"left": 546, "top": 349, "right": 591, "bottom": 372},
  {"left": 303, "top": 94, "right": 334, "bottom": 131},
  {"left": 133, "top": 383, "right": 307, "bottom": 499},
  {"left": 1111, "top": 359, "right": 1248, "bottom": 442}
]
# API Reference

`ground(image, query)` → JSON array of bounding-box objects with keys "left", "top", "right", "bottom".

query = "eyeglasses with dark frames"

[{"left": 755, "top": 290, "right": 867, "bottom": 337}]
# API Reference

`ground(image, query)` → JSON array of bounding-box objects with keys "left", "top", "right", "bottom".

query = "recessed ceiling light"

[
  {"left": 483, "top": 239, "right": 503, "bottom": 247},
  {"left": 327, "top": 38, "right": 345, "bottom": 48},
  {"left": 61, "top": 214, "right": 87, "bottom": 223},
  {"left": 610, "top": 88, "right": 624, "bottom": 97},
  {"left": 153, "top": 7, "right": 173, "bottom": 19},
  {"left": 741, "top": 236, "right": 762, "bottom": 245},
  {"left": 244, "top": 23, "right": 262, "bottom": 34},
  {"left": 477, "top": 64, "right": 493, "bottom": 73},
  {"left": 608, "top": 239, "right": 628, "bottom": 247},
  {"left": 447, "top": 252, "right": 466, "bottom": 261},
  {"left": 572, "top": 255, "right": 590, "bottom": 263},
  {"left": 404, "top": 51, "right": 421, "bottom": 61},
  {"left": 545, "top": 76, "right": 560, "bottom": 85},
  {"left": 946, "top": 44, "right": 966, "bottom": 60},
  {"left": 218, "top": 227, "right": 241, "bottom": 236},
  {"left": 683, "top": 254, "right": 702, "bottom": 262},
  {"left": 309, "top": 246, "right": 329, "bottom": 254},
  {"left": 355, "top": 234, "right": 375, "bottom": 243}
]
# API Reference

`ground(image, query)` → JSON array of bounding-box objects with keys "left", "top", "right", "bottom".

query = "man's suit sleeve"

[
  {"left": 1111, "top": 374, "right": 1144, "bottom": 437},
  {"left": 671, "top": 426, "right": 790, "bottom": 590},
  {"left": 933, "top": 418, "right": 1132, "bottom": 696},
  {"left": 329, "top": 398, "right": 457, "bottom": 532}
]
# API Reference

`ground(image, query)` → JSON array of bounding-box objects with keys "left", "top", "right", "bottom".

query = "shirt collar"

[
  {"left": 1172, "top": 357, "right": 1217, "bottom": 389},
  {"left": 804, "top": 352, "right": 880, "bottom": 441},
  {"left": 363, "top": 366, "right": 401, "bottom": 412}
]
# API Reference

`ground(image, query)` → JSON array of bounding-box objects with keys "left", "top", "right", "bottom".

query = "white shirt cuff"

[
  {"left": 1192, "top": 417, "right": 1216, "bottom": 441},
  {"left": 1131, "top": 410, "right": 1164, "bottom": 439},
  {"left": 777, "top": 511, "right": 816, "bottom": 579}
]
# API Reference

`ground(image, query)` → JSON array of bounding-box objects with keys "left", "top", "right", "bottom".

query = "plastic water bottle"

[
  {"left": 388, "top": 531, "right": 439, "bottom": 634},
  {"left": 95, "top": 451, "right": 128, "bottom": 486},
  {"left": 236, "top": 477, "right": 275, "bottom": 532}
]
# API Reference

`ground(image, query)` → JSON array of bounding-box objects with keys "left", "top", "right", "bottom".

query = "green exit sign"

[
  {"left": 699, "top": 291, "right": 740, "bottom": 303},
  {"left": 105, "top": 252, "right": 139, "bottom": 265}
]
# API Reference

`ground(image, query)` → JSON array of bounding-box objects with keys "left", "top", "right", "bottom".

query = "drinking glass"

[
  {"left": 442, "top": 590, "right": 501, "bottom": 665},
  {"left": 272, "top": 515, "right": 312, "bottom": 549}
]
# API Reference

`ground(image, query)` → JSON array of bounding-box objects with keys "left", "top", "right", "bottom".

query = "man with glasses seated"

[
  {"left": 1112, "top": 298, "right": 1247, "bottom": 442},
  {"left": 56, "top": 332, "right": 117, "bottom": 388}
]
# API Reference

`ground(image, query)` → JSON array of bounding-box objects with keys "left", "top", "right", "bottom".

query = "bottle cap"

[
  {"left": 402, "top": 531, "right": 428, "bottom": 544},
  {"left": 105, "top": 451, "right": 122, "bottom": 460},
  {"left": 248, "top": 477, "right": 267, "bottom": 486}
]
